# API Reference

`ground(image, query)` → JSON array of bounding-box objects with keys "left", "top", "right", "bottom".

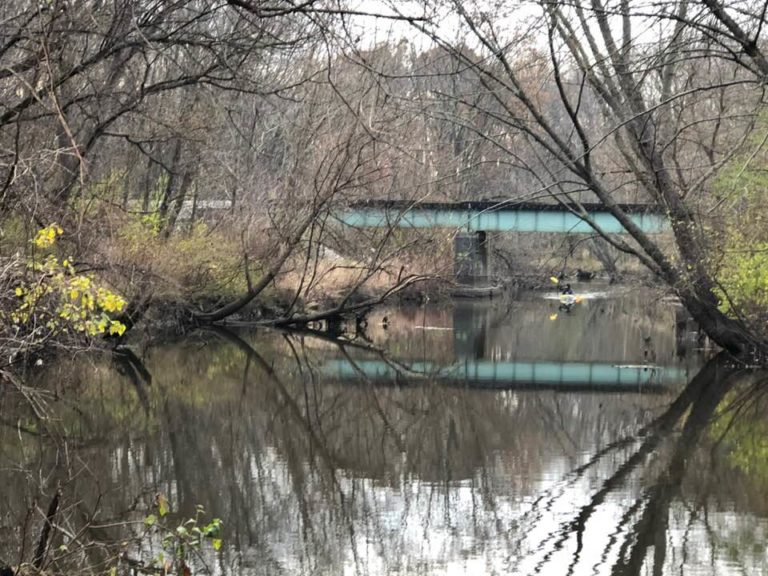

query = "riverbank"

[{"left": 1, "top": 263, "right": 665, "bottom": 372}]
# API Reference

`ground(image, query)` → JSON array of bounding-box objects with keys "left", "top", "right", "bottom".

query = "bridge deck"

[{"left": 339, "top": 200, "right": 668, "bottom": 233}]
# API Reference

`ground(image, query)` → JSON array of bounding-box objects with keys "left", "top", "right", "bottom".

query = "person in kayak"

[{"left": 557, "top": 283, "right": 575, "bottom": 313}]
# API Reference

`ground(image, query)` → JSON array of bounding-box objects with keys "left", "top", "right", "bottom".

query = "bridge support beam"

[{"left": 454, "top": 231, "right": 491, "bottom": 284}]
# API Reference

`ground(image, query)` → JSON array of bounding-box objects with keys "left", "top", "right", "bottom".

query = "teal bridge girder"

[
  {"left": 337, "top": 200, "right": 669, "bottom": 234},
  {"left": 323, "top": 359, "right": 687, "bottom": 391}
]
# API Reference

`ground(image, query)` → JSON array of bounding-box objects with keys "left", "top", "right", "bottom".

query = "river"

[{"left": 1, "top": 284, "right": 767, "bottom": 575}]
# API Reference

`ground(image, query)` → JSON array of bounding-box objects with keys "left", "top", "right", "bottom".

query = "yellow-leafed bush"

[{"left": 8, "top": 224, "right": 128, "bottom": 339}]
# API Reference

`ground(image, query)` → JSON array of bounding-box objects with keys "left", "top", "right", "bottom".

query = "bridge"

[{"left": 337, "top": 200, "right": 669, "bottom": 283}]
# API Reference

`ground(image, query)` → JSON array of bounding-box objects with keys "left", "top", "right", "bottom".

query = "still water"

[{"left": 1, "top": 286, "right": 767, "bottom": 575}]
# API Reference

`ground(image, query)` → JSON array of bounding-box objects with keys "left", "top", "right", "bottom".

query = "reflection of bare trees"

[
  {"left": 2, "top": 332, "right": 768, "bottom": 574},
  {"left": 609, "top": 360, "right": 740, "bottom": 575},
  {"left": 488, "top": 354, "right": 767, "bottom": 576}
]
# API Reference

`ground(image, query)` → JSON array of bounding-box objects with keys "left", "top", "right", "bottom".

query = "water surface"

[{"left": 1, "top": 286, "right": 766, "bottom": 575}]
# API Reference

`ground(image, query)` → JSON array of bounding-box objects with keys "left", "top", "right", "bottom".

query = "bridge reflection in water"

[
  {"left": 323, "top": 359, "right": 686, "bottom": 389},
  {"left": 323, "top": 287, "right": 699, "bottom": 391}
]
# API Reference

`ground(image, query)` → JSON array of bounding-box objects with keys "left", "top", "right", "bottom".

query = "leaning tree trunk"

[{"left": 675, "top": 282, "right": 756, "bottom": 355}]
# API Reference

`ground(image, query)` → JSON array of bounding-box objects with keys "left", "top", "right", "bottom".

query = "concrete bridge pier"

[{"left": 454, "top": 231, "right": 491, "bottom": 284}]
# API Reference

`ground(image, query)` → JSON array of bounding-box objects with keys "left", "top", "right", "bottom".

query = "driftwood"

[{"left": 261, "top": 274, "right": 433, "bottom": 329}]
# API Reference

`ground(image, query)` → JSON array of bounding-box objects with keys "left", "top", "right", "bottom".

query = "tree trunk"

[{"left": 676, "top": 287, "right": 755, "bottom": 354}]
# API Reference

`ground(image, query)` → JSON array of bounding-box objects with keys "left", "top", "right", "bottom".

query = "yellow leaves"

[
  {"left": 70, "top": 275, "right": 91, "bottom": 291},
  {"left": 96, "top": 289, "right": 126, "bottom": 313},
  {"left": 81, "top": 293, "right": 94, "bottom": 311},
  {"left": 108, "top": 321, "right": 127, "bottom": 336},
  {"left": 33, "top": 223, "right": 63, "bottom": 249},
  {"left": 13, "top": 225, "right": 130, "bottom": 339}
]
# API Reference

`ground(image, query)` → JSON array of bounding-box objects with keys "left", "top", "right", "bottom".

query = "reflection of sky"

[{"left": 215, "top": 446, "right": 768, "bottom": 576}]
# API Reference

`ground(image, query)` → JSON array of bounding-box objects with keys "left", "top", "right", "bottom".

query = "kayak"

[{"left": 559, "top": 294, "right": 582, "bottom": 305}]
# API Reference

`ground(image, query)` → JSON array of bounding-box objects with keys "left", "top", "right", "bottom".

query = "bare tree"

[{"left": 363, "top": 0, "right": 768, "bottom": 353}]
